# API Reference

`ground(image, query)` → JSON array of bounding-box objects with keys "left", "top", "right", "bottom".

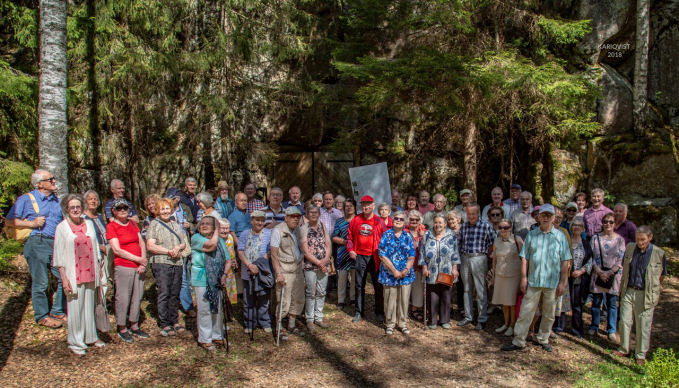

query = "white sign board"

[{"left": 349, "top": 162, "right": 391, "bottom": 210}]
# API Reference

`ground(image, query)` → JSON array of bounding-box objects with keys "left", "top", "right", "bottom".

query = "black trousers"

[
  {"left": 455, "top": 277, "right": 465, "bottom": 313},
  {"left": 569, "top": 274, "right": 591, "bottom": 337},
  {"left": 152, "top": 263, "right": 183, "bottom": 328},
  {"left": 354, "top": 254, "right": 384, "bottom": 317},
  {"left": 428, "top": 283, "right": 452, "bottom": 326}
]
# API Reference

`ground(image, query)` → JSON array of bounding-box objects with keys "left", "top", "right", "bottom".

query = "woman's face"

[
  {"left": 378, "top": 207, "right": 390, "bottom": 218},
  {"left": 576, "top": 196, "right": 587, "bottom": 211},
  {"left": 392, "top": 213, "right": 405, "bottom": 230},
  {"left": 313, "top": 197, "right": 323, "bottom": 207},
  {"left": 406, "top": 196, "right": 417, "bottom": 209},
  {"left": 409, "top": 215, "right": 421, "bottom": 230},
  {"left": 147, "top": 200, "right": 156, "bottom": 216},
  {"left": 433, "top": 218, "right": 445, "bottom": 234},
  {"left": 114, "top": 206, "right": 130, "bottom": 222},
  {"left": 158, "top": 204, "right": 172, "bottom": 222},
  {"left": 199, "top": 218, "right": 215, "bottom": 236},
  {"left": 307, "top": 208, "right": 320, "bottom": 223},
  {"left": 67, "top": 199, "right": 82, "bottom": 222},
  {"left": 85, "top": 194, "right": 99, "bottom": 212},
  {"left": 602, "top": 216, "right": 615, "bottom": 232},
  {"left": 335, "top": 199, "right": 345, "bottom": 211},
  {"left": 198, "top": 200, "right": 208, "bottom": 211},
  {"left": 571, "top": 223, "right": 584, "bottom": 237},
  {"left": 251, "top": 217, "right": 265, "bottom": 232},
  {"left": 498, "top": 221, "right": 511, "bottom": 238},
  {"left": 344, "top": 202, "right": 355, "bottom": 217},
  {"left": 219, "top": 224, "right": 230, "bottom": 239},
  {"left": 447, "top": 217, "right": 459, "bottom": 230}
]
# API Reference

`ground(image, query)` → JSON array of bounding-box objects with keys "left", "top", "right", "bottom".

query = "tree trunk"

[
  {"left": 38, "top": 0, "right": 69, "bottom": 194},
  {"left": 633, "top": 0, "right": 650, "bottom": 138},
  {"left": 463, "top": 121, "right": 478, "bottom": 202}
]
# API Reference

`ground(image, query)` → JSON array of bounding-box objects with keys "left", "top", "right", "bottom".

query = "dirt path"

[{"left": 1, "top": 254, "right": 677, "bottom": 387}]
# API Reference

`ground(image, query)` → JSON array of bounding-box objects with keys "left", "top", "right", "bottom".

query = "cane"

[
  {"left": 249, "top": 275, "right": 256, "bottom": 341},
  {"left": 277, "top": 287, "right": 285, "bottom": 346},
  {"left": 220, "top": 288, "right": 231, "bottom": 354},
  {"left": 423, "top": 271, "right": 428, "bottom": 331}
]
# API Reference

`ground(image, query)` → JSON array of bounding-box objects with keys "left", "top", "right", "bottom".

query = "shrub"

[{"left": 645, "top": 348, "right": 679, "bottom": 388}]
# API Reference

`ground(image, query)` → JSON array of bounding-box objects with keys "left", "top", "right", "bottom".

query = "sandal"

[
  {"left": 411, "top": 310, "right": 424, "bottom": 321},
  {"left": 199, "top": 342, "right": 216, "bottom": 351},
  {"left": 173, "top": 325, "right": 185, "bottom": 334},
  {"left": 38, "top": 317, "right": 62, "bottom": 329},
  {"left": 50, "top": 314, "right": 68, "bottom": 325},
  {"left": 160, "top": 327, "right": 176, "bottom": 337}
]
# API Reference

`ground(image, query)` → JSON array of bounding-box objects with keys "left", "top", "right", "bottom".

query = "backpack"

[{"left": 5, "top": 193, "right": 40, "bottom": 242}]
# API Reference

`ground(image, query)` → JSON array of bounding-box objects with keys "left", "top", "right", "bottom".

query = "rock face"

[
  {"left": 571, "top": 0, "right": 634, "bottom": 65},
  {"left": 597, "top": 64, "right": 634, "bottom": 134},
  {"left": 552, "top": 148, "right": 584, "bottom": 206},
  {"left": 648, "top": 0, "right": 679, "bottom": 122}
]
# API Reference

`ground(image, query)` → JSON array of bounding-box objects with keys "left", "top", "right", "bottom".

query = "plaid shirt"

[
  {"left": 246, "top": 198, "right": 265, "bottom": 214},
  {"left": 458, "top": 220, "right": 495, "bottom": 254},
  {"left": 319, "top": 206, "right": 343, "bottom": 236},
  {"left": 504, "top": 198, "right": 521, "bottom": 214}
]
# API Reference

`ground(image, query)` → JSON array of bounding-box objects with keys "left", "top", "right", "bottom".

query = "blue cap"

[
  {"left": 166, "top": 188, "right": 181, "bottom": 199},
  {"left": 511, "top": 184, "right": 521, "bottom": 190},
  {"left": 539, "top": 204, "right": 555, "bottom": 215}
]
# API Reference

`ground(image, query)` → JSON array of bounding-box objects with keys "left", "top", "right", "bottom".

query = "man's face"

[
  {"left": 186, "top": 181, "right": 197, "bottom": 195},
  {"left": 391, "top": 192, "right": 399, "bottom": 205},
  {"left": 539, "top": 212, "right": 554, "bottom": 228},
  {"left": 289, "top": 187, "right": 301, "bottom": 202},
  {"left": 520, "top": 195, "right": 531, "bottom": 210},
  {"left": 244, "top": 184, "right": 256, "bottom": 199},
  {"left": 461, "top": 193, "right": 471, "bottom": 205},
  {"left": 614, "top": 206, "right": 627, "bottom": 223},
  {"left": 235, "top": 194, "right": 247, "bottom": 210},
  {"left": 323, "top": 193, "right": 334, "bottom": 209},
  {"left": 112, "top": 182, "right": 125, "bottom": 199},
  {"left": 591, "top": 192, "right": 603, "bottom": 207},
  {"left": 636, "top": 233, "right": 652, "bottom": 251},
  {"left": 433, "top": 196, "right": 446, "bottom": 212},
  {"left": 361, "top": 202, "right": 375, "bottom": 215},
  {"left": 269, "top": 190, "right": 283, "bottom": 207},
  {"left": 285, "top": 214, "right": 301, "bottom": 229},
  {"left": 510, "top": 188, "right": 520, "bottom": 201},
  {"left": 418, "top": 192, "right": 430, "bottom": 206},
  {"left": 38, "top": 173, "right": 57, "bottom": 193},
  {"left": 466, "top": 206, "right": 479, "bottom": 224},
  {"left": 492, "top": 190, "right": 503, "bottom": 203},
  {"left": 219, "top": 188, "right": 229, "bottom": 200}
]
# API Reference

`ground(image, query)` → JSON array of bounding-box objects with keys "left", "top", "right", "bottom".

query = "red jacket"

[{"left": 346, "top": 213, "right": 387, "bottom": 270}]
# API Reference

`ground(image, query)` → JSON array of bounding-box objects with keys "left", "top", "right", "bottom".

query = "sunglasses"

[
  {"left": 393, "top": 217, "right": 405, "bottom": 222},
  {"left": 39, "top": 177, "right": 56, "bottom": 183},
  {"left": 489, "top": 213, "right": 501, "bottom": 217},
  {"left": 115, "top": 207, "right": 130, "bottom": 212},
  {"left": 566, "top": 209, "right": 576, "bottom": 212},
  {"left": 409, "top": 218, "right": 420, "bottom": 222},
  {"left": 498, "top": 226, "right": 511, "bottom": 230},
  {"left": 602, "top": 220, "right": 615, "bottom": 225}
]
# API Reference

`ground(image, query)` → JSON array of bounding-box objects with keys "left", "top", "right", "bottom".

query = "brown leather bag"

[{"left": 435, "top": 272, "right": 455, "bottom": 287}]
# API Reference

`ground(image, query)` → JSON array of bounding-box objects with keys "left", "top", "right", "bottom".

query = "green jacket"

[{"left": 619, "top": 243, "right": 666, "bottom": 309}]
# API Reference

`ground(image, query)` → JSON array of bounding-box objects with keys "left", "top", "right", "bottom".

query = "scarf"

[{"left": 203, "top": 238, "right": 227, "bottom": 314}]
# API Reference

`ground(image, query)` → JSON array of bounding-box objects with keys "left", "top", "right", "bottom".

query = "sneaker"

[
  {"left": 428, "top": 325, "right": 437, "bottom": 330},
  {"left": 117, "top": 331, "right": 134, "bottom": 343},
  {"left": 71, "top": 348, "right": 86, "bottom": 355},
  {"left": 475, "top": 322, "right": 485, "bottom": 331},
  {"left": 587, "top": 329, "right": 597, "bottom": 336},
  {"left": 636, "top": 359, "right": 646, "bottom": 366},
  {"left": 385, "top": 328, "right": 394, "bottom": 335},
  {"left": 352, "top": 313, "right": 362, "bottom": 323},
  {"left": 441, "top": 323, "right": 451, "bottom": 329},
  {"left": 487, "top": 306, "right": 496, "bottom": 314},
  {"left": 92, "top": 339, "right": 106, "bottom": 348},
  {"left": 306, "top": 321, "right": 316, "bottom": 333},
  {"left": 504, "top": 327, "right": 514, "bottom": 336},
  {"left": 244, "top": 328, "right": 253, "bottom": 334},
  {"left": 457, "top": 318, "right": 472, "bottom": 326},
  {"left": 401, "top": 327, "right": 410, "bottom": 335},
  {"left": 495, "top": 325, "right": 508, "bottom": 333},
  {"left": 129, "top": 328, "right": 149, "bottom": 338},
  {"left": 501, "top": 343, "right": 525, "bottom": 351},
  {"left": 278, "top": 331, "right": 289, "bottom": 341},
  {"left": 608, "top": 333, "right": 619, "bottom": 342},
  {"left": 315, "top": 320, "right": 329, "bottom": 329},
  {"left": 541, "top": 343, "right": 554, "bottom": 352},
  {"left": 377, "top": 314, "right": 385, "bottom": 324},
  {"left": 263, "top": 327, "right": 273, "bottom": 333}
]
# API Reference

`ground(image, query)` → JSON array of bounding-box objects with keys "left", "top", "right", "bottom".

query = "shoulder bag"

[{"left": 594, "top": 234, "right": 615, "bottom": 290}]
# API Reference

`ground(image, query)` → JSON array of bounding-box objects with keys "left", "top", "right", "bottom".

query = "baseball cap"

[
  {"left": 113, "top": 198, "right": 130, "bottom": 209},
  {"left": 250, "top": 210, "right": 266, "bottom": 219},
  {"left": 460, "top": 189, "right": 472, "bottom": 196},
  {"left": 285, "top": 207, "right": 302, "bottom": 216},
  {"left": 565, "top": 202, "right": 578, "bottom": 210},
  {"left": 511, "top": 184, "right": 521, "bottom": 190},
  {"left": 165, "top": 188, "right": 181, "bottom": 199},
  {"left": 360, "top": 195, "right": 374, "bottom": 203},
  {"left": 539, "top": 204, "right": 555, "bottom": 215}
]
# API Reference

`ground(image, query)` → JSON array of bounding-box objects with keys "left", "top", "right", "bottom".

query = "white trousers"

[
  {"left": 193, "top": 286, "right": 224, "bottom": 344},
  {"left": 67, "top": 282, "right": 98, "bottom": 351}
]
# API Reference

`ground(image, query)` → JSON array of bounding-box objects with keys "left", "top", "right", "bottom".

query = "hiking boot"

[
  {"left": 315, "top": 320, "right": 329, "bottom": 328},
  {"left": 306, "top": 321, "right": 316, "bottom": 333}
]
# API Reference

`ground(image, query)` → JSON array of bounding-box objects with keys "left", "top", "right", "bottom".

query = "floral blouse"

[
  {"left": 418, "top": 229, "right": 461, "bottom": 285},
  {"left": 377, "top": 229, "right": 416, "bottom": 286},
  {"left": 590, "top": 233, "right": 626, "bottom": 295},
  {"left": 302, "top": 224, "right": 329, "bottom": 271}
]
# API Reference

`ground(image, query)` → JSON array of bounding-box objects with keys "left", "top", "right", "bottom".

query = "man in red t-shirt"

[{"left": 347, "top": 195, "right": 387, "bottom": 323}]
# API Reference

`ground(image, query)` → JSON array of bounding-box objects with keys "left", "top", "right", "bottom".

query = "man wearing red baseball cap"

[{"left": 347, "top": 195, "right": 387, "bottom": 323}]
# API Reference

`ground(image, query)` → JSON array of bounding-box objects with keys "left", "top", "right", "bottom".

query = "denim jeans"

[
  {"left": 24, "top": 235, "right": 66, "bottom": 321},
  {"left": 590, "top": 292, "right": 618, "bottom": 334},
  {"left": 304, "top": 269, "right": 328, "bottom": 322},
  {"left": 180, "top": 259, "right": 194, "bottom": 312}
]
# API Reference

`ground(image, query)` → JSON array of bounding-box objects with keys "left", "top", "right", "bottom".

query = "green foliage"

[
  {"left": 644, "top": 348, "right": 679, "bottom": 387},
  {"left": 538, "top": 17, "right": 592, "bottom": 45},
  {"left": 443, "top": 187, "right": 458, "bottom": 208},
  {"left": 0, "top": 237, "right": 22, "bottom": 272},
  {"left": 574, "top": 360, "right": 644, "bottom": 388},
  {"left": 0, "top": 155, "right": 33, "bottom": 207}
]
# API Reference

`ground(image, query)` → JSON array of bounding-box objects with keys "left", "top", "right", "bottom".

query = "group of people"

[{"left": 3, "top": 169, "right": 668, "bottom": 365}]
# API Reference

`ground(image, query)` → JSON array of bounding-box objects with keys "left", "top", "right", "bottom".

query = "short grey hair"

[
  {"left": 498, "top": 218, "right": 513, "bottom": 227},
  {"left": 432, "top": 193, "right": 447, "bottom": 203},
  {"left": 407, "top": 210, "right": 422, "bottom": 221},
  {"left": 614, "top": 203, "right": 628, "bottom": 213},
  {"left": 270, "top": 187, "right": 283, "bottom": 195},
  {"left": 110, "top": 178, "right": 123, "bottom": 190},
  {"left": 570, "top": 217, "right": 585, "bottom": 234},
  {"left": 196, "top": 191, "right": 214, "bottom": 207},
  {"left": 31, "top": 169, "right": 49, "bottom": 189},
  {"left": 591, "top": 188, "right": 605, "bottom": 196},
  {"left": 185, "top": 177, "right": 197, "bottom": 186},
  {"left": 637, "top": 225, "right": 653, "bottom": 236},
  {"left": 433, "top": 212, "right": 448, "bottom": 223},
  {"left": 448, "top": 210, "right": 463, "bottom": 221},
  {"left": 218, "top": 218, "right": 231, "bottom": 228},
  {"left": 83, "top": 190, "right": 100, "bottom": 203},
  {"left": 312, "top": 193, "right": 323, "bottom": 201},
  {"left": 335, "top": 195, "right": 346, "bottom": 203},
  {"left": 491, "top": 187, "right": 503, "bottom": 194},
  {"left": 520, "top": 191, "right": 533, "bottom": 199},
  {"left": 306, "top": 204, "right": 320, "bottom": 213},
  {"left": 60, "top": 193, "right": 84, "bottom": 218},
  {"left": 392, "top": 210, "right": 406, "bottom": 219},
  {"left": 289, "top": 186, "right": 300, "bottom": 194},
  {"left": 378, "top": 202, "right": 391, "bottom": 211}
]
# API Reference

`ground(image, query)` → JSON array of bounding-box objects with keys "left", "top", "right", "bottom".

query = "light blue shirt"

[
  {"left": 227, "top": 208, "right": 251, "bottom": 238},
  {"left": 520, "top": 226, "right": 572, "bottom": 289},
  {"left": 6, "top": 189, "right": 62, "bottom": 237}
]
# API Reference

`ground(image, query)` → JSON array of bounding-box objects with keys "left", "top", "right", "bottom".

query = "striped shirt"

[
  {"left": 458, "top": 220, "right": 495, "bottom": 254},
  {"left": 519, "top": 226, "right": 572, "bottom": 289}
]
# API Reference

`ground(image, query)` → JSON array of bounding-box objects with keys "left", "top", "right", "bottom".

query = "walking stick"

[
  {"left": 423, "top": 271, "right": 428, "bottom": 330},
  {"left": 277, "top": 287, "right": 285, "bottom": 346},
  {"left": 220, "top": 288, "right": 232, "bottom": 354},
  {"left": 250, "top": 275, "right": 256, "bottom": 341}
]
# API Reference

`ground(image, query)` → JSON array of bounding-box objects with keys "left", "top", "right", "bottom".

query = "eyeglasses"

[
  {"left": 498, "top": 226, "right": 511, "bottom": 230},
  {"left": 393, "top": 217, "right": 405, "bottom": 222},
  {"left": 602, "top": 220, "right": 615, "bottom": 225},
  {"left": 39, "top": 177, "right": 56, "bottom": 183},
  {"left": 68, "top": 205, "right": 82, "bottom": 211},
  {"left": 489, "top": 213, "right": 501, "bottom": 217},
  {"left": 572, "top": 224, "right": 584, "bottom": 229}
]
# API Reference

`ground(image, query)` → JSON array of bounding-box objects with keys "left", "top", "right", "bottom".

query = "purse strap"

[
  {"left": 513, "top": 235, "right": 520, "bottom": 253},
  {"left": 157, "top": 220, "right": 182, "bottom": 245},
  {"left": 595, "top": 233, "right": 608, "bottom": 270}
]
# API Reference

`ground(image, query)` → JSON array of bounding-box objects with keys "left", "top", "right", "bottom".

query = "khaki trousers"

[
  {"left": 384, "top": 284, "right": 412, "bottom": 329},
  {"left": 274, "top": 261, "right": 305, "bottom": 320},
  {"left": 618, "top": 288, "right": 655, "bottom": 360},
  {"left": 114, "top": 266, "right": 145, "bottom": 326},
  {"left": 337, "top": 269, "right": 356, "bottom": 304},
  {"left": 512, "top": 286, "right": 557, "bottom": 348}
]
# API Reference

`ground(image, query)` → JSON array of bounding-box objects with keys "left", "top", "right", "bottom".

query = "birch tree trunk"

[
  {"left": 463, "top": 121, "right": 478, "bottom": 202},
  {"left": 39, "top": 0, "right": 69, "bottom": 193},
  {"left": 633, "top": 0, "right": 650, "bottom": 138}
]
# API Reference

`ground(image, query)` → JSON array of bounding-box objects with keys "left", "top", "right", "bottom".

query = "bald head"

[{"left": 235, "top": 192, "right": 247, "bottom": 211}]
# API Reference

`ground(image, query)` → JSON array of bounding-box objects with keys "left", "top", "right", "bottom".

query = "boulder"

[
  {"left": 552, "top": 148, "right": 584, "bottom": 206},
  {"left": 597, "top": 64, "right": 634, "bottom": 134},
  {"left": 611, "top": 154, "right": 679, "bottom": 198},
  {"left": 572, "top": 0, "right": 634, "bottom": 64}
]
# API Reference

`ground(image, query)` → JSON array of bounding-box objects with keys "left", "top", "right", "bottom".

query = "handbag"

[
  {"left": 95, "top": 287, "right": 113, "bottom": 332},
  {"left": 328, "top": 258, "right": 337, "bottom": 276},
  {"left": 594, "top": 234, "right": 615, "bottom": 290},
  {"left": 433, "top": 235, "right": 455, "bottom": 287}
]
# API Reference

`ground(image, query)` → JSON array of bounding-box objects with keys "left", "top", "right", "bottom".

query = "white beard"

[{"left": 220, "top": 194, "right": 228, "bottom": 201}]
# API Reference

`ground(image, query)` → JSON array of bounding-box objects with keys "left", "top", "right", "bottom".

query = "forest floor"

[{"left": 0, "top": 250, "right": 678, "bottom": 387}]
